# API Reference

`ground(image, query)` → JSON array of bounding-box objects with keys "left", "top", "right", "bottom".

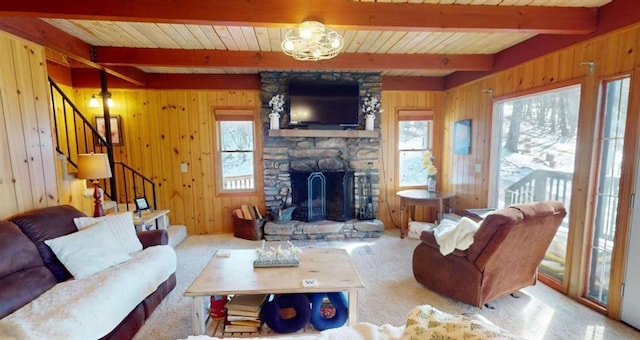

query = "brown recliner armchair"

[{"left": 412, "top": 200, "right": 566, "bottom": 307}]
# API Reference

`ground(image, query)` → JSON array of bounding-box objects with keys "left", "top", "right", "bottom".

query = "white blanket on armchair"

[
  {"left": 434, "top": 217, "right": 480, "bottom": 256},
  {"left": 0, "top": 245, "right": 176, "bottom": 340}
]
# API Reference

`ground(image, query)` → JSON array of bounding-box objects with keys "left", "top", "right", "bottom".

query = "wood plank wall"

[
  {"left": 379, "top": 91, "right": 444, "bottom": 230},
  {"left": 70, "top": 88, "right": 264, "bottom": 235},
  {"left": 441, "top": 22, "right": 640, "bottom": 319},
  {"left": 63, "top": 88, "right": 445, "bottom": 237},
  {"left": 52, "top": 82, "right": 87, "bottom": 211},
  {"left": 0, "top": 31, "right": 59, "bottom": 219}
]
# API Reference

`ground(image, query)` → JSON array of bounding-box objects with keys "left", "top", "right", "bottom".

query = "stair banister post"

[{"left": 99, "top": 69, "right": 117, "bottom": 203}]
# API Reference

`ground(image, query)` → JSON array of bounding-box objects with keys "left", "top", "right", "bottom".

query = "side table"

[
  {"left": 133, "top": 209, "right": 170, "bottom": 231},
  {"left": 463, "top": 208, "right": 495, "bottom": 222},
  {"left": 396, "top": 190, "right": 455, "bottom": 239}
]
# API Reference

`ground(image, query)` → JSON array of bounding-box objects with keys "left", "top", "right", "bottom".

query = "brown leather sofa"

[
  {"left": 412, "top": 200, "right": 566, "bottom": 307},
  {"left": 0, "top": 205, "right": 177, "bottom": 339}
]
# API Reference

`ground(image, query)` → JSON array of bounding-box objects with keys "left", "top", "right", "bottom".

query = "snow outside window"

[
  {"left": 398, "top": 115, "right": 433, "bottom": 187},
  {"left": 586, "top": 76, "right": 630, "bottom": 307},
  {"left": 218, "top": 120, "right": 255, "bottom": 191},
  {"left": 491, "top": 84, "right": 581, "bottom": 285}
]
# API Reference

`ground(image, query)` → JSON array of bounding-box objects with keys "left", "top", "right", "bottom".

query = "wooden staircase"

[{"left": 49, "top": 77, "right": 186, "bottom": 247}]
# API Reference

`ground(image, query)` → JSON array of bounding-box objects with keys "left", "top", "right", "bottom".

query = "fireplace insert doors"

[{"left": 291, "top": 171, "right": 354, "bottom": 222}]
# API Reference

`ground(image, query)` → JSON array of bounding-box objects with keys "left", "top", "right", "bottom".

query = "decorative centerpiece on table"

[
  {"left": 268, "top": 94, "right": 285, "bottom": 130},
  {"left": 423, "top": 150, "right": 438, "bottom": 192},
  {"left": 362, "top": 94, "right": 382, "bottom": 131},
  {"left": 254, "top": 241, "right": 302, "bottom": 268}
]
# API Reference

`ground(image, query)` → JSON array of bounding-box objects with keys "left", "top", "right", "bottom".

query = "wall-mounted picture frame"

[
  {"left": 453, "top": 119, "right": 471, "bottom": 155},
  {"left": 94, "top": 115, "right": 123, "bottom": 145}
]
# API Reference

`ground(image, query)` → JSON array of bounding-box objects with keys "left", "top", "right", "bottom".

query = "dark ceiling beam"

[
  {"left": 107, "top": 66, "right": 147, "bottom": 85},
  {"left": 70, "top": 69, "right": 261, "bottom": 90},
  {"left": 0, "top": 16, "right": 90, "bottom": 60},
  {"left": 95, "top": 47, "right": 494, "bottom": 72},
  {"left": 0, "top": 0, "right": 597, "bottom": 34},
  {"left": 382, "top": 76, "right": 444, "bottom": 91},
  {"left": 47, "top": 60, "right": 73, "bottom": 86},
  {"left": 444, "top": 0, "right": 640, "bottom": 89},
  {"left": 0, "top": 17, "right": 146, "bottom": 86},
  {"left": 71, "top": 69, "right": 442, "bottom": 92}
]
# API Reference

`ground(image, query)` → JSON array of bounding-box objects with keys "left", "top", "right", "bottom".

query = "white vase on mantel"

[
  {"left": 365, "top": 114, "right": 375, "bottom": 131},
  {"left": 269, "top": 113, "right": 280, "bottom": 130}
]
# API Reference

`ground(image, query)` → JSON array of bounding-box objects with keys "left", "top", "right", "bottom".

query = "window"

[
  {"left": 491, "top": 84, "right": 581, "bottom": 286},
  {"left": 215, "top": 109, "right": 256, "bottom": 193},
  {"left": 397, "top": 110, "right": 434, "bottom": 187},
  {"left": 586, "top": 76, "right": 630, "bottom": 306}
]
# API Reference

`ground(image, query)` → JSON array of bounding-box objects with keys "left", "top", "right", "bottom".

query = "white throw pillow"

[
  {"left": 45, "top": 221, "right": 132, "bottom": 279},
  {"left": 74, "top": 212, "right": 143, "bottom": 254}
]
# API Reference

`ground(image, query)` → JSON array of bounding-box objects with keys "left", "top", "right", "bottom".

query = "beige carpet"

[{"left": 133, "top": 230, "right": 640, "bottom": 340}]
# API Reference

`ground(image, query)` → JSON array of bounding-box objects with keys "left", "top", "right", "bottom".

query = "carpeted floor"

[{"left": 134, "top": 230, "right": 640, "bottom": 340}]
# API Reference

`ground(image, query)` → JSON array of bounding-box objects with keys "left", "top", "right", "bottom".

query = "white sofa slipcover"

[{"left": 0, "top": 245, "right": 176, "bottom": 340}]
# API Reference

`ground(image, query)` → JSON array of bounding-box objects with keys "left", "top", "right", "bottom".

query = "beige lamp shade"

[{"left": 76, "top": 153, "right": 112, "bottom": 180}]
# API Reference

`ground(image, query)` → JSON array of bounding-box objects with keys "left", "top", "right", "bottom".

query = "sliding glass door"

[
  {"left": 491, "top": 84, "right": 581, "bottom": 286},
  {"left": 585, "top": 76, "right": 630, "bottom": 306}
]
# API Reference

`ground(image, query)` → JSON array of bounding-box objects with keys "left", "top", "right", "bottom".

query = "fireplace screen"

[
  {"left": 291, "top": 172, "right": 326, "bottom": 222},
  {"left": 291, "top": 171, "right": 354, "bottom": 222}
]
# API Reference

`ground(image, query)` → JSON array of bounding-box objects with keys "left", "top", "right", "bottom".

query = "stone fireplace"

[{"left": 261, "top": 72, "right": 383, "bottom": 240}]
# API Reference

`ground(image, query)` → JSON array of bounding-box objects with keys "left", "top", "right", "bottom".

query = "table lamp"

[{"left": 76, "top": 153, "right": 113, "bottom": 217}]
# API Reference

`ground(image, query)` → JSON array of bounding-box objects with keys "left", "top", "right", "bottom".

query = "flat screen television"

[{"left": 288, "top": 79, "right": 359, "bottom": 129}]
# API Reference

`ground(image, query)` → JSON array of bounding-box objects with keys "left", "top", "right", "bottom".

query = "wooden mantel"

[{"left": 267, "top": 129, "right": 379, "bottom": 138}]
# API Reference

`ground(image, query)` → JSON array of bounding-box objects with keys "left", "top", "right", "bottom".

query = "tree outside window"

[
  {"left": 492, "top": 84, "right": 581, "bottom": 286},
  {"left": 398, "top": 112, "right": 433, "bottom": 187},
  {"left": 218, "top": 120, "right": 255, "bottom": 191}
]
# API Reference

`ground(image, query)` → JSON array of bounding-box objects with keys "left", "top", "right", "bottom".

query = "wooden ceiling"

[{"left": 0, "top": 0, "right": 619, "bottom": 89}]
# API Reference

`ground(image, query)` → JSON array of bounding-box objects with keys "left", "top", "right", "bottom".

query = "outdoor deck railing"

[
  {"left": 504, "top": 169, "right": 573, "bottom": 207},
  {"left": 223, "top": 175, "right": 254, "bottom": 190}
]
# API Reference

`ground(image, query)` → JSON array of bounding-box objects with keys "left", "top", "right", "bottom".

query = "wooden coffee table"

[{"left": 185, "top": 248, "right": 365, "bottom": 335}]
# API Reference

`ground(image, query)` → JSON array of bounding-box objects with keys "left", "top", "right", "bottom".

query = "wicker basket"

[{"left": 232, "top": 215, "right": 265, "bottom": 240}]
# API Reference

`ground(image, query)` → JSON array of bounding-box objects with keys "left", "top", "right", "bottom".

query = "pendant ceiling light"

[{"left": 281, "top": 21, "right": 344, "bottom": 61}]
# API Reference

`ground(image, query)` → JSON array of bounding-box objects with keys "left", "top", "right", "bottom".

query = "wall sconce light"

[{"left": 89, "top": 93, "right": 114, "bottom": 108}]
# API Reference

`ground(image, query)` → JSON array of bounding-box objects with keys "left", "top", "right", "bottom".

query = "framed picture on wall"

[
  {"left": 453, "top": 119, "right": 471, "bottom": 155},
  {"left": 94, "top": 115, "right": 123, "bottom": 145}
]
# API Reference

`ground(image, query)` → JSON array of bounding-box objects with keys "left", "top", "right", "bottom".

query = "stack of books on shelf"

[{"left": 224, "top": 294, "right": 268, "bottom": 334}]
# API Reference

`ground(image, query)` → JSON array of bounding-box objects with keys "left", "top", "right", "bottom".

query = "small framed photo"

[
  {"left": 134, "top": 197, "right": 150, "bottom": 212},
  {"left": 453, "top": 119, "right": 472, "bottom": 155},
  {"left": 94, "top": 115, "right": 123, "bottom": 145}
]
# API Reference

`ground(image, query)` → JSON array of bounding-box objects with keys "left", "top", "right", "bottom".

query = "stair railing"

[
  {"left": 112, "top": 161, "right": 158, "bottom": 210},
  {"left": 49, "top": 77, "right": 157, "bottom": 210}
]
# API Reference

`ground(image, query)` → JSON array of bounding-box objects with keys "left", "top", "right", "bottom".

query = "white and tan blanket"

[
  {"left": 0, "top": 245, "right": 176, "bottom": 340},
  {"left": 184, "top": 305, "right": 523, "bottom": 340}
]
